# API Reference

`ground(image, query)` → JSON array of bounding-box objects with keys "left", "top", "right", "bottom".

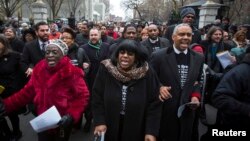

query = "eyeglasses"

[{"left": 185, "top": 16, "right": 195, "bottom": 19}]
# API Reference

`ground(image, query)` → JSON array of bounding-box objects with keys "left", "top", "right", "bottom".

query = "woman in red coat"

[{"left": 0, "top": 39, "right": 89, "bottom": 141}]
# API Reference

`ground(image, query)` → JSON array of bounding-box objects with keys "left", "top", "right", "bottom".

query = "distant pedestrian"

[{"left": 164, "top": 7, "right": 201, "bottom": 44}]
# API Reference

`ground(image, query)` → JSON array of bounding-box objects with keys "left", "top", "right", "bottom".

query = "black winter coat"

[
  {"left": 75, "top": 33, "right": 89, "bottom": 46},
  {"left": 9, "top": 38, "right": 24, "bottom": 53},
  {"left": 20, "top": 39, "right": 44, "bottom": 72},
  {"left": 67, "top": 43, "right": 90, "bottom": 70},
  {"left": 92, "top": 64, "right": 162, "bottom": 141},
  {"left": 200, "top": 40, "right": 232, "bottom": 102},
  {"left": 140, "top": 37, "right": 170, "bottom": 55},
  {"left": 150, "top": 47, "right": 204, "bottom": 141},
  {"left": 0, "top": 52, "right": 25, "bottom": 98},
  {"left": 80, "top": 42, "right": 109, "bottom": 91},
  {"left": 212, "top": 57, "right": 250, "bottom": 128},
  {"left": 200, "top": 40, "right": 231, "bottom": 73}
]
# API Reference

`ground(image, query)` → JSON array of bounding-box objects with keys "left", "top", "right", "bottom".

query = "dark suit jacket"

[
  {"left": 101, "top": 35, "right": 114, "bottom": 45},
  {"left": 75, "top": 33, "right": 89, "bottom": 46},
  {"left": 141, "top": 37, "right": 170, "bottom": 55},
  {"left": 20, "top": 39, "right": 44, "bottom": 72},
  {"left": 150, "top": 47, "right": 204, "bottom": 141}
]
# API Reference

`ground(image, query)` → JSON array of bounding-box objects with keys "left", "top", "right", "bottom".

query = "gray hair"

[{"left": 172, "top": 23, "right": 192, "bottom": 35}]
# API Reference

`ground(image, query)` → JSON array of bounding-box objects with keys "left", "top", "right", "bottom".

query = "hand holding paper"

[
  {"left": 216, "top": 51, "right": 234, "bottom": 69},
  {"left": 30, "top": 106, "right": 61, "bottom": 133}
]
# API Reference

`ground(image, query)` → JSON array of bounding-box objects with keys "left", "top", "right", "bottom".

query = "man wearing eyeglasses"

[{"left": 164, "top": 7, "right": 201, "bottom": 45}]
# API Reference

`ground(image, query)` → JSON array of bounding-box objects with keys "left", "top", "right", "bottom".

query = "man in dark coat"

[
  {"left": 211, "top": 47, "right": 250, "bottom": 140},
  {"left": 141, "top": 24, "right": 170, "bottom": 55},
  {"left": 75, "top": 22, "right": 89, "bottom": 46},
  {"left": 100, "top": 25, "right": 114, "bottom": 45},
  {"left": 108, "top": 24, "right": 137, "bottom": 56},
  {"left": 150, "top": 23, "right": 204, "bottom": 141},
  {"left": 164, "top": 7, "right": 201, "bottom": 44},
  {"left": 80, "top": 28, "right": 109, "bottom": 132},
  {"left": 20, "top": 21, "right": 49, "bottom": 77}
]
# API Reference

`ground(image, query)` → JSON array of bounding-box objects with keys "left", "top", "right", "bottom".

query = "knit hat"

[
  {"left": 180, "top": 7, "right": 195, "bottom": 19},
  {"left": 190, "top": 43, "right": 205, "bottom": 54},
  {"left": 46, "top": 39, "right": 68, "bottom": 55}
]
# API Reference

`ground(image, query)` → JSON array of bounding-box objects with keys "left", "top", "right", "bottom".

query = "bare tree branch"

[
  {"left": 66, "top": 0, "right": 81, "bottom": 17},
  {"left": 45, "top": 0, "right": 65, "bottom": 20},
  {"left": 121, "top": 0, "right": 144, "bottom": 19},
  {"left": 0, "top": 0, "right": 26, "bottom": 17}
]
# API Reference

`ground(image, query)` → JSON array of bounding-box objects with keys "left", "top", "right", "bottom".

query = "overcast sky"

[{"left": 110, "top": 0, "right": 126, "bottom": 19}]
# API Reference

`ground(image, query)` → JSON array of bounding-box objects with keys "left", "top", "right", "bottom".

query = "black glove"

[
  {"left": 57, "top": 114, "right": 73, "bottom": 128},
  {"left": 0, "top": 98, "right": 5, "bottom": 119},
  {"left": 206, "top": 67, "right": 223, "bottom": 80}
]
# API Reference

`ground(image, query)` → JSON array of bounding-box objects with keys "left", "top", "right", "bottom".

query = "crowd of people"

[{"left": 0, "top": 6, "right": 249, "bottom": 141}]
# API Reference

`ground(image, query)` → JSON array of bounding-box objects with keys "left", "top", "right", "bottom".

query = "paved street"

[
  {"left": 17, "top": 113, "right": 94, "bottom": 141},
  {"left": 6, "top": 105, "right": 212, "bottom": 141}
]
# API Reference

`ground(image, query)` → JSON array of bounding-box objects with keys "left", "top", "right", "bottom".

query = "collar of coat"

[
  {"left": 165, "top": 46, "right": 197, "bottom": 56},
  {"left": 32, "top": 56, "right": 83, "bottom": 85}
]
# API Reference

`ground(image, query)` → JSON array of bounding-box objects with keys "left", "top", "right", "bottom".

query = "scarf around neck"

[
  {"left": 88, "top": 40, "right": 102, "bottom": 50},
  {"left": 101, "top": 59, "right": 149, "bottom": 83}
]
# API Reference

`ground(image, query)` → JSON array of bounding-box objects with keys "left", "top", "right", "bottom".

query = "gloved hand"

[
  {"left": 0, "top": 98, "right": 6, "bottom": 118},
  {"left": 206, "top": 67, "right": 223, "bottom": 80},
  {"left": 57, "top": 114, "right": 73, "bottom": 128}
]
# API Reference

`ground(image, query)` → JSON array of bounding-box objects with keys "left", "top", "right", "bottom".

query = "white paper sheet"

[
  {"left": 216, "top": 51, "right": 234, "bottom": 69},
  {"left": 30, "top": 106, "right": 61, "bottom": 133}
]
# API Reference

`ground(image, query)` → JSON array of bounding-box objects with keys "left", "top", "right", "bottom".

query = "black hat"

[{"left": 180, "top": 7, "right": 195, "bottom": 19}]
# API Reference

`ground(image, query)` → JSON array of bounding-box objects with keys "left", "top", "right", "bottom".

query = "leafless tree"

[
  {"left": 66, "top": 0, "right": 81, "bottom": 17},
  {"left": 228, "top": 0, "right": 248, "bottom": 24},
  {"left": 0, "top": 0, "right": 26, "bottom": 17},
  {"left": 121, "top": 0, "right": 144, "bottom": 20},
  {"left": 45, "top": 0, "right": 65, "bottom": 20},
  {"left": 23, "top": 0, "right": 36, "bottom": 14}
]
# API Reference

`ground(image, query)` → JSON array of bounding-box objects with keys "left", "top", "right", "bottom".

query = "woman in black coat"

[
  {"left": 92, "top": 39, "right": 162, "bottom": 141},
  {"left": 4, "top": 27, "right": 25, "bottom": 54},
  {"left": 61, "top": 27, "right": 90, "bottom": 73},
  {"left": 0, "top": 35, "right": 25, "bottom": 140}
]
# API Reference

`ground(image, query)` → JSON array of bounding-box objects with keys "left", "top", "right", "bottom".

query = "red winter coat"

[{"left": 4, "top": 57, "right": 89, "bottom": 124}]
